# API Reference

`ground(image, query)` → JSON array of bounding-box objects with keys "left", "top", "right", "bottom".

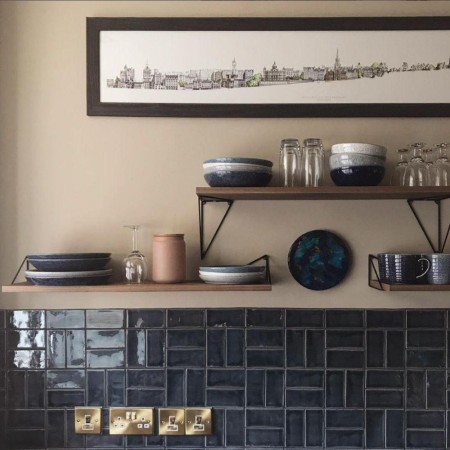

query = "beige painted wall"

[{"left": 1, "top": 1, "right": 450, "bottom": 309}]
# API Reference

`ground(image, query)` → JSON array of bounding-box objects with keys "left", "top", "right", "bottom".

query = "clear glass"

[
  {"left": 432, "top": 143, "right": 450, "bottom": 186},
  {"left": 122, "top": 225, "right": 148, "bottom": 284},
  {"left": 279, "top": 138, "right": 301, "bottom": 187},
  {"left": 390, "top": 148, "right": 410, "bottom": 186},
  {"left": 302, "top": 138, "right": 324, "bottom": 187},
  {"left": 404, "top": 142, "right": 427, "bottom": 187},
  {"left": 422, "top": 147, "right": 435, "bottom": 186}
]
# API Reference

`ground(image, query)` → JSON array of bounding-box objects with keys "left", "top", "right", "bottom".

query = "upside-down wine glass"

[
  {"left": 122, "top": 225, "right": 148, "bottom": 284},
  {"left": 432, "top": 143, "right": 450, "bottom": 186},
  {"left": 390, "top": 148, "right": 410, "bottom": 186},
  {"left": 404, "top": 142, "right": 427, "bottom": 187}
]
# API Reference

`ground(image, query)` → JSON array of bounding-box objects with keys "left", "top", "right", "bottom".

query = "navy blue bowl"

[
  {"left": 204, "top": 170, "right": 272, "bottom": 187},
  {"left": 330, "top": 165, "right": 385, "bottom": 186}
]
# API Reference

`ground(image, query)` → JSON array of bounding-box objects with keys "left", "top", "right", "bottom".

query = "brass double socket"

[
  {"left": 110, "top": 408, "right": 154, "bottom": 435},
  {"left": 158, "top": 408, "right": 212, "bottom": 436}
]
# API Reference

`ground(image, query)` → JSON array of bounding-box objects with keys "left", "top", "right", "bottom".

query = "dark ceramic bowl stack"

[{"left": 26, "top": 253, "right": 112, "bottom": 286}]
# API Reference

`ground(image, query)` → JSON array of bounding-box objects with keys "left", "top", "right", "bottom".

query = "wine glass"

[
  {"left": 432, "top": 143, "right": 450, "bottom": 186},
  {"left": 422, "top": 147, "right": 435, "bottom": 186},
  {"left": 390, "top": 148, "right": 410, "bottom": 185},
  {"left": 122, "top": 225, "right": 148, "bottom": 283},
  {"left": 404, "top": 142, "right": 427, "bottom": 186}
]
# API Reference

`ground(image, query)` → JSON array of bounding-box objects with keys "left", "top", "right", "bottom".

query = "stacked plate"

[
  {"left": 199, "top": 265, "right": 266, "bottom": 284},
  {"left": 25, "top": 253, "right": 112, "bottom": 286}
]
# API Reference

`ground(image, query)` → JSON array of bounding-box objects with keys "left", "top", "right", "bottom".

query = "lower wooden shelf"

[
  {"left": 369, "top": 279, "right": 450, "bottom": 291},
  {"left": 2, "top": 281, "right": 272, "bottom": 293}
]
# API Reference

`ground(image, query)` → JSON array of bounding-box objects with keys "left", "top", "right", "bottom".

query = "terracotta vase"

[{"left": 152, "top": 234, "right": 186, "bottom": 283}]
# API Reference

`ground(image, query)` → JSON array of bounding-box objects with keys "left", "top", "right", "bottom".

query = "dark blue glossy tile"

[
  {"left": 407, "top": 411, "right": 445, "bottom": 429},
  {"left": 7, "top": 371, "right": 25, "bottom": 407},
  {"left": 407, "top": 370, "right": 426, "bottom": 408},
  {"left": 207, "top": 330, "right": 225, "bottom": 367},
  {"left": 146, "top": 435, "right": 165, "bottom": 446},
  {"left": 367, "top": 370, "right": 403, "bottom": 388},
  {"left": 7, "top": 310, "right": 45, "bottom": 329},
  {"left": 306, "top": 330, "right": 324, "bottom": 367},
  {"left": 0, "top": 331, "right": 4, "bottom": 366},
  {"left": 47, "top": 310, "right": 85, "bottom": 328},
  {"left": 47, "top": 330, "right": 65, "bottom": 368},
  {"left": 47, "top": 369, "right": 85, "bottom": 388},
  {"left": 207, "top": 389, "right": 244, "bottom": 407},
  {"left": 326, "top": 310, "right": 363, "bottom": 328},
  {"left": 28, "top": 370, "right": 45, "bottom": 407},
  {"left": 87, "top": 329, "right": 125, "bottom": 349},
  {"left": 326, "top": 430, "right": 363, "bottom": 448},
  {"left": 246, "top": 309, "right": 284, "bottom": 327},
  {"left": 286, "top": 370, "right": 323, "bottom": 388},
  {"left": 366, "top": 410, "right": 384, "bottom": 448},
  {"left": 346, "top": 371, "right": 364, "bottom": 407},
  {"left": 86, "top": 433, "right": 124, "bottom": 448},
  {"left": 227, "top": 329, "right": 244, "bottom": 367},
  {"left": 48, "top": 390, "right": 84, "bottom": 407},
  {"left": 108, "top": 370, "right": 125, "bottom": 406},
  {"left": 127, "top": 329, "right": 145, "bottom": 367},
  {"left": 187, "top": 369, "right": 205, "bottom": 406},
  {"left": 128, "top": 309, "right": 165, "bottom": 328},
  {"left": 147, "top": 329, "right": 165, "bottom": 367},
  {"left": 326, "top": 371, "right": 344, "bottom": 407},
  {"left": 207, "top": 309, "right": 245, "bottom": 327},
  {"left": 6, "top": 430, "right": 45, "bottom": 449},
  {"left": 326, "top": 330, "right": 364, "bottom": 348},
  {"left": 47, "top": 409, "right": 65, "bottom": 448},
  {"left": 286, "top": 329, "right": 304, "bottom": 367},
  {"left": 0, "top": 371, "right": 4, "bottom": 389},
  {"left": 67, "top": 329, "right": 85, "bottom": 368},
  {"left": 0, "top": 390, "right": 4, "bottom": 409},
  {"left": 367, "top": 331, "right": 383, "bottom": 367},
  {"left": 88, "top": 370, "right": 105, "bottom": 406},
  {"left": 286, "top": 409, "right": 304, "bottom": 447},
  {"left": 0, "top": 410, "right": 4, "bottom": 443},
  {"left": 367, "top": 310, "right": 404, "bottom": 328},
  {"left": 0, "top": 311, "right": 4, "bottom": 328},
  {"left": 167, "top": 369, "right": 184, "bottom": 406},
  {"left": 407, "top": 310, "right": 445, "bottom": 328},
  {"left": 7, "top": 330, "right": 45, "bottom": 348},
  {"left": 366, "top": 390, "right": 403, "bottom": 408},
  {"left": 247, "top": 350, "right": 283, "bottom": 367},
  {"left": 207, "top": 408, "right": 224, "bottom": 447},
  {"left": 246, "top": 370, "right": 264, "bottom": 407},
  {"left": 8, "top": 409, "right": 45, "bottom": 428},
  {"left": 127, "top": 389, "right": 165, "bottom": 407},
  {"left": 407, "top": 330, "right": 445, "bottom": 348},
  {"left": 286, "top": 309, "right": 323, "bottom": 328},
  {"left": 128, "top": 369, "right": 165, "bottom": 387},
  {"left": 165, "top": 435, "right": 205, "bottom": 447},
  {"left": 306, "top": 410, "right": 323, "bottom": 447},
  {"left": 247, "top": 329, "right": 283, "bottom": 347},
  {"left": 407, "top": 349, "right": 445, "bottom": 367},
  {"left": 327, "top": 410, "right": 364, "bottom": 428},
  {"left": 266, "top": 370, "right": 284, "bottom": 407},
  {"left": 247, "top": 408, "right": 284, "bottom": 428},
  {"left": 327, "top": 350, "right": 364, "bottom": 368},
  {"left": 168, "top": 329, "right": 205, "bottom": 347},
  {"left": 86, "top": 309, "right": 124, "bottom": 328},
  {"left": 168, "top": 349, "right": 204, "bottom": 367},
  {"left": 87, "top": 349, "right": 124, "bottom": 368},
  {"left": 286, "top": 389, "right": 323, "bottom": 407},
  {"left": 126, "top": 435, "right": 146, "bottom": 447},
  {"left": 208, "top": 369, "right": 245, "bottom": 387},
  {"left": 246, "top": 429, "right": 283, "bottom": 447},
  {"left": 8, "top": 349, "right": 45, "bottom": 368},
  {"left": 168, "top": 309, "right": 204, "bottom": 327},
  {"left": 406, "top": 430, "right": 445, "bottom": 448},
  {"left": 427, "top": 370, "right": 445, "bottom": 408},
  {"left": 387, "top": 330, "right": 404, "bottom": 368},
  {"left": 226, "top": 409, "right": 244, "bottom": 446}
]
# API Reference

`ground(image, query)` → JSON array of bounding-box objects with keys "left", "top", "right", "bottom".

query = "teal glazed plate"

[{"left": 288, "top": 230, "right": 350, "bottom": 290}]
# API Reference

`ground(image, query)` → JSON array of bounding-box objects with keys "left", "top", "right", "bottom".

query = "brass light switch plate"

[
  {"left": 158, "top": 408, "right": 185, "bottom": 435},
  {"left": 109, "top": 408, "right": 154, "bottom": 435},
  {"left": 185, "top": 408, "right": 212, "bottom": 435},
  {"left": 75, "top": 407, "right": 102, "bottom": 434}
]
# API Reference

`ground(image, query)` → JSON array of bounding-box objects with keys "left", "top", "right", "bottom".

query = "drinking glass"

[
  {"left": 302, "top": 138, "right": 324, "bottom": 187},
  {"left": 422, "top": 147, "right": 435, "bottom": 186},
  {"left": 390, "top": 148, "right": 410, "bottom": 185},
  {"left": 122, "top": 225, "right": 148, "bottom": 283},
  {"left": 279, "top": 139, "right": 301, "bottom": 187},
  {"left": 432, "top": 143, "right": 450, "bottom": 186},
  {"left": 404, "top": 142, "right": 427, "bottom": 186}
]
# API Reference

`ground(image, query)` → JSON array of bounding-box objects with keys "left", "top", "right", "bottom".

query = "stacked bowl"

[
  {"left": 199, "top": 265, "right": 266, "bottom": 284},
  {"left": 203, "top": 157, "right": 273, "bottom": 187},
  {"left": 330, "top": 143, "right": 387, "bottom": 186},
  {"left": 25, "top": 253, "right": 112, "bottom": 286}
]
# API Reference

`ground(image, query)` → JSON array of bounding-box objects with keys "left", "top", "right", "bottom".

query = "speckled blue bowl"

[
  {"left": 204, "top": 170, "right": 272, "bottom": 187},
  {"left": 330, "top": 166, "right": 385, "bottom": 186}
]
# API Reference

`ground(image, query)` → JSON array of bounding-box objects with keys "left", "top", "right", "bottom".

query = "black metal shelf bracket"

[
  {"left": 407, "top": 197, "right": 450, "bottom": 253},
  {"left": 198, "top": 196, "right": 234, "bottom": 259},
  {"left": 368, "top": 254, "right": 383, "bottom": 290},
  {"left": 247, "top": 254, "right": 272, "bottom": 284}
]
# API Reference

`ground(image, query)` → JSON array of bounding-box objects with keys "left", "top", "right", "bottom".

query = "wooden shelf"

[
  {"left": 369, "top": 280, "right": 450, "bottom": 291},
  {"left": 2, "top": 281, "right": 272, "bottom": 293},
  {"left": 197, "top": 186, "right": 450, "bottom": 201}
]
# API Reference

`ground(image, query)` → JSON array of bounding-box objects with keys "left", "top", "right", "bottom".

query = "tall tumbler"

[
  {"left": 279, "top": 138, "right": 301, "bottom": 187},
  {"left": 303, "top": 138, "right": 324, "bottom": 187}
]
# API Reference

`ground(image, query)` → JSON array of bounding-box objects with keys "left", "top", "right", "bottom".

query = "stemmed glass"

[
  {"left": 404, "top": 142, "right": 427, "bottom": 186},
  {"left": 122, "top": 225, "right": 148, "bottom": 284},
  {"left": 432, "top": 143, "right": 450, "bottom": 186},
  {"left": 390, "top": 148, "right": 410, "bottom": 186},
  {"left": 422, "top": 147, "right": 435, "bottom": 186}
]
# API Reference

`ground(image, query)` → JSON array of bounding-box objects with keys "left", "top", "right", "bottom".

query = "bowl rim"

[{"left": 203, "top": 157, "right": 273, "bottom": 167}]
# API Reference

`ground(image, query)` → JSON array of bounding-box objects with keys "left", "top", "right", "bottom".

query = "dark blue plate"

[{"left": 288, "top": 230, "right": 350, "bottom": 290}]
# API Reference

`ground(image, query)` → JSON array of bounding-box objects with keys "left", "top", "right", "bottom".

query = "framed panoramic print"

[{"left": 86, "top": 17, "right": 450, "bottom": 117}]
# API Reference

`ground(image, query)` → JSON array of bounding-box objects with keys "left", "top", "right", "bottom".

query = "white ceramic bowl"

[
  {"left": 199, "top": 265, "right": 265, "bottom": 284},
  {"left": 331, "top": 143, "right": 387, "bottom": 158},
  {"left": 329, "top": 153, "right": 386, "bottom": 171}
]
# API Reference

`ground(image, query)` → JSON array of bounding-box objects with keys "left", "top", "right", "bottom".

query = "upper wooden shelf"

[
  {"left": 2, "top": 281, "right": 272, "bottom": 293},
  {"left": 196, "top": 186, "right": 450, "bottom": 201}
]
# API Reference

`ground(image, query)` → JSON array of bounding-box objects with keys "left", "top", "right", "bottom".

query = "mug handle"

[{"left": 416, "top": 257, "right": 431, "bottom": 279}]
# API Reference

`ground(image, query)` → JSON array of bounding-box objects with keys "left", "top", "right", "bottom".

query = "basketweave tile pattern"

[{"left": 1, "top": 309, "right": 450, "bottom": 449}]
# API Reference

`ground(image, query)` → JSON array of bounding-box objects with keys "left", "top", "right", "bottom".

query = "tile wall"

[{"left": 0, "top": 308, "right": 449, "bottom": 449}]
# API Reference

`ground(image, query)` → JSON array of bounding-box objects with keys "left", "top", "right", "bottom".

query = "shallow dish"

[
  {"left": 330, "top": 166, "right": 385, "bottom": 186},
  {"left": 27, "top": 253, "right": 111, "bottom": 260},
  {"left": 199, "top": 265, "right": 265, "bottom": 284},
  {"left": 28, "top": 257, "right": 110, "bottom": 272},
  {"left": 204, "top": 170, "right": 272, "bottom": 187},
  {"left": 25, "top": 269, "right": 112, "bottom": 286},
  {"left": 331, "top": 143, "right": 387, "bottom": 157}
]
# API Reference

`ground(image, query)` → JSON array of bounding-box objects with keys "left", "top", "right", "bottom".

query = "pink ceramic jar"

[{"left": 152, "top": 234, "right": 186, "bottom": 283}]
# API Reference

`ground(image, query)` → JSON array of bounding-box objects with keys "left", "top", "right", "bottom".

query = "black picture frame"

[{"left": 87, "top": 16, "right": 450, "bottom": 118}]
